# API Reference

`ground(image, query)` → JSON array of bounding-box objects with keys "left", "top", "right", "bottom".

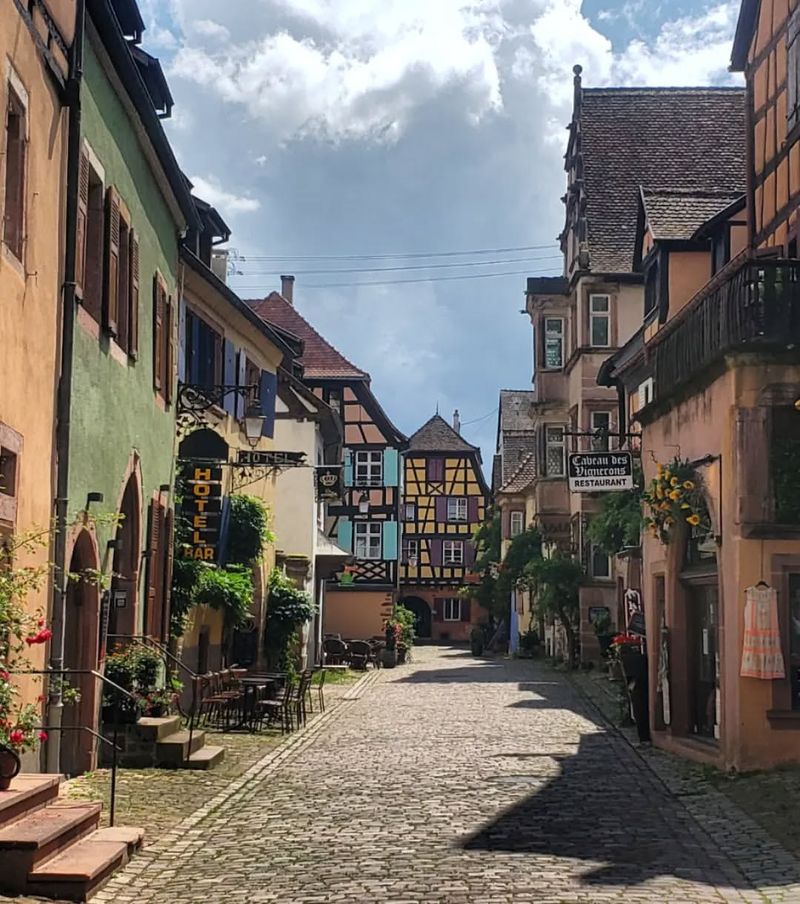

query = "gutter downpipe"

[{"left": 47, "top": 0, "right": 86, "bottom": 775}]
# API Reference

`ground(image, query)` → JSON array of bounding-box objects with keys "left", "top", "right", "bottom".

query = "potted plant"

[
  {"left": 470, "top": 626, "right": 485, "bottom": 657},
  {"left": 102, "top": 646, "right": 162, "bottom": 723},
  {"left": 381, "top": 621, "right": 400, "bottom": 668}
]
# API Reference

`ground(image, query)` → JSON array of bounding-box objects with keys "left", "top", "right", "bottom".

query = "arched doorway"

[
  {"left": 109, "top": 475, "right": 141, "bottom": 639},
  {"left": 400, "top": 596, "right": 432, "bottom": 639},
  {"left": 62, "top": 530, "right": 101, "bottom": 777}
]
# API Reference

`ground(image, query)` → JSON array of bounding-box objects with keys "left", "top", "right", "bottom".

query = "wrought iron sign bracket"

[{"left": 176, "top": 383, "right": 257, "bottom": 435}]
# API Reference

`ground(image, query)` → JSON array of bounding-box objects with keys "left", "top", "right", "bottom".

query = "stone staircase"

[
  {"left": 0, "top": 774, "right": 143, "bottom": 901},
  {"left": 103, "top": 715, "right": 225, "bottom": 770}
]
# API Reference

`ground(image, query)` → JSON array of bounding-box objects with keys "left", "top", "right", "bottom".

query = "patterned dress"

[{"left": 740, "top": 584, "right": 785, "bottom": 680}]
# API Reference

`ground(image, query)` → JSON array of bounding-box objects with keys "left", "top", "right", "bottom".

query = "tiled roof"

[
  {"left": 407, "top": 415, "right": 479, "bottom": 453},
  {"left": 501, "top": 433, "right": 535, "bottom": 485},
  {"left": 579, "top": 87, "right": 746, "bottom": 273},
  {"left": 247, "top": 293, "right": 368, "bottom": 380},
  {"left": 499, "top": 390, "right": 535, "bottom": 432},
  {"left": 500, "top": 451, "right": 537, "bottom": 494},
  {"left": 492, "top": 454, "right": 503, "bottom": 493},
  {"left": 641, "top": 189, "right": 744, "bottom": 241}
]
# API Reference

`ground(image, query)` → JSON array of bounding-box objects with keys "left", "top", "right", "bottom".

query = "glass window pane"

[
  {"left": 545, "top": 338, "right": 563, "bottom": 369},
  {"left": 591, "top": 315, "right": 609, "bottom": 346},
  {"left": 591, "top": 295, "right": 609, "bottom": 312}
]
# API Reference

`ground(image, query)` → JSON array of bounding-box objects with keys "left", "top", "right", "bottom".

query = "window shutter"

[
  {"left": 259, "top": 370, "right": 278, "bottom": 437},
  {"left": 343, "top": 449, "right": 353, "bottom": 487},
  {"left": 501, "top": 507, "right": 511, "bottom": 539},
  {"left": 128, "top": 230, "right": 139, "bottom": 359},
  {"left": 337, "top": 517, "right": 353, "bottom": 552},
  {"left": 435, "top": 497, "right": 447, "bottom": 523},
  {"left": 103, "top": 187, "right": 120, "bottom": 335},
  {"left": 383, "top": 448, "right": 399, "bottom": 487},
  {"left": 75, "top": 150, "right": 89, "bottom": 299},
  {"left": 427, "top": 458, "right": 444, "bottom": 482},
  {"left": 432, "top": 598, "right": 443, "bottom": 622},
  {"left": 468, "top": 497, "right": 479, "bottom": 522},
  {"left": 178, "top": 298, "right": 187, "bottom": 382},
  {"left": 165, "top": 295, "right": 175, "bottom": 403},
  {"left": 161, "top": 508, "right": 174, "bottom": 642},
  {"left": 222, "top": 340, "right": 236, "bottom": 414},
  {"left": 465, "top": 541, "right": 476, "bottom": 570},
  {"left": 736, "top": 407, "right": 772, "bottom": 524},
  {"left": 461, "top": 599, "right": 471, "bottom": 623},
  {"left": 382, "top": 521, "right": 398, "bottom": 561},
  {"left": 430, "top": 539, "right": 443, "bottom": 567},
  {"left": 235, "top": 350, "right": 247, "bottom": 418},
  {"left": 145, "top": 500, "right": 163, "bottom": 638},
  {"left": 153, "top": 276, "right": 163, "bottom": 392},
  {"left": 789, "top": 13, "right": 800, "bottom": 130}
]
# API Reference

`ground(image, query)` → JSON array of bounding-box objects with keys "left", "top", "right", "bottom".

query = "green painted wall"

[{"left": 67, "top": 33, "right": 182, "bottom": 622}]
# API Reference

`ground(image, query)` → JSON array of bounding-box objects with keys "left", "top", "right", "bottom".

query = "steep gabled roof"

[
  {"left": 499, "top": 452, "right": 536, "bottom": 495},
  {"left": 407, "top": 415, "right": 479, "bottom": 453},
  {"left": 246, "top": 293, "right": 368, "bottom": 380},
  {"left": 640, "top": 189, "right": 744, "bottom": 242},
  {"left": 573, "top": 85, "right": 746, "bottom": 274}
]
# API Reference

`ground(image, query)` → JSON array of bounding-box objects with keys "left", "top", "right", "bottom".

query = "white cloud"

[
  {"left": 189, "top": 176, "right": 261, "bottom": 214},
  {"left": 190, "top": 19, "right": 231, "bottom": 41}
]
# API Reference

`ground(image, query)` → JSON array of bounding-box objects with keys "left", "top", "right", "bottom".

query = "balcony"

[{"left": 651, "top": 257, "right": 800, "bottom": 401}]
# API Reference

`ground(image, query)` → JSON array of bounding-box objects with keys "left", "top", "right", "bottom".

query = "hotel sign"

[
  {"left": 315, "top": 466, "right": 342, "bottom": 501},
  {"left": 183, "top": 465, "right": 223, "bottom": 560},
  {"left": 568, "top": 451, "right": 634, "bottom": 493}
]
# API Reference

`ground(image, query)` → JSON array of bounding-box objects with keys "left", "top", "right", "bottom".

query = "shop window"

[{"left": 3, "top": 84, "right": 26, "bottom": 261}]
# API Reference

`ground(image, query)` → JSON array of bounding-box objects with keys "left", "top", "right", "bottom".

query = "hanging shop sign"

[
  {"left": 625, "top": 589, "right": 645, "bottom": 635},
  {"left": 568, "top": 451, "right": 634, "bottom": 492},
  {"left": 315, "top": 466, "right": 343, "bottom": 501},
  {"left": 182, "top": 464, "right": 223, "bottom": 561},
  {"left": 236, "top": 450, "right": 306, "bottom": 468}
]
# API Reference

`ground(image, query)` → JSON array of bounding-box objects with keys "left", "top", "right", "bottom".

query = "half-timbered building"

[
  {"left": 399, "top": 414, "right": 488, "bottom": 642},
  {"left": 248, "top": 278, "right": 405, "bottom": 641}
]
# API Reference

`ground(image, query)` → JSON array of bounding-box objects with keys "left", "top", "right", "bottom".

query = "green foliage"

[
  {"left": 103, "top": 645, "right": 162, "bottom": 717},
  {"left": 587, "top": 488, "right": 643, "bottom": 556},
  {"left": 470, "top": 626, "right": 485, "bottom": 655},
  {"left": 264, "top": 569, "right": 316, "bottom": 675},
  {"left": 195, "top": 565, "right": 254, "bottom": 628},
  {"left": 225, "top": 495, "right": 275, "bottom": 565},
  {"left": 169, "top": 556, "right": 203, "bottom": 638},
  {"left": 497, "top": 528, "right": 543, "bottom": 600},
  {"left": 473, "top": 513, "right": 501, "bottom": 571},
  {"left": 392, "top": 603, "right": 416, "bottom": 648},
  {"left": 525, "top": 554, "right": 584, "bottom": 665},
  {"left": 772, "top": 437, "right": 800, "bottom": 524}
]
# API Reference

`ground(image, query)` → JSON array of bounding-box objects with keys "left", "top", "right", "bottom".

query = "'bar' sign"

[
  {"left": 568, "top": 451, "right": 634, "bottom": 493},
  {"left": 182, "top": 465, "right": 223, "bottom": 560}
]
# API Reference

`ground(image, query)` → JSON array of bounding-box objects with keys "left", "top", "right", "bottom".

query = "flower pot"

[
  {"left": 0, "top": 745, "right": 21, "bottom": 791},
  {"left": 381, "top": 649, "right": 398, "bottom": 669}
]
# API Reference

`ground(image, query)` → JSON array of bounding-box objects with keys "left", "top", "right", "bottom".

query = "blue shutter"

[
  {"left": 178, "top": 299, "right": 187, "bottom": 382},
  {"left": 343, "top": 449, "right": 353, "bottom": 487},
  {"left": 383, "top": 448, "right": 399, "bottom": 487},
  {"left": 259, "top": 370, "right": 277, "bottom": 437},
  {"left": 188, "top": 313, "right": 201, "bottom": 384},
  {"left": 382, "top": 521, "right": 398, "bottom": 561},
  {"left": 236, "top": 350, "right": 247, "bottom": 418},
  {"left": 337, "top": 517, "right": 353, "bottom": 552},
  {"left": 223, "top": 340, "right": 236, "bottom": 414}
]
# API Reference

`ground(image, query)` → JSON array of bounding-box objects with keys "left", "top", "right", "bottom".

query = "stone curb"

[
  {"left": 564, "top": 668, "right": 800, "bottom": 904},
  {"left": 93, "top": 668, "right": 383, "bottom": 903}
]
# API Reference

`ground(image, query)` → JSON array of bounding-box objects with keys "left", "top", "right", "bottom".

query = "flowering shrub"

[
  {"left": 642, "top": 458, "right": 709, "bottom": 544},
  {"left": 611, "top": 633, "right": 641, "bottom": 650}
]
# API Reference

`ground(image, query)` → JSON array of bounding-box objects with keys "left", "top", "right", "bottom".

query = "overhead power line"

[
  {"left": 229, "top": 242, "right": 558, "bottom": 263},
  {"left": 232, "top": 254, "right": 562, "bottom": 277},
  {"left": 230, "top": 265, "right": 558, "bottom": 291},
  {"left": 461, "top": 407, "right": 499, "bottom": 427}
]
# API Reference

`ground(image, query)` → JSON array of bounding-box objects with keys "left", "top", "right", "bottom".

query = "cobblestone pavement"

[{"left": 91, "top": 648, "right": 800, "bottom": 904}]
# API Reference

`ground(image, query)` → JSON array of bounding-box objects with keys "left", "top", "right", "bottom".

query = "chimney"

[
  {"left": 281, "top": 274, "right": 295, "bottom": 304},
  {"left": 453, "top": 409, "right": 461, "bottom": 434},
  {"left": 211, "top": 249, "right": 229, "bottom": 285}
]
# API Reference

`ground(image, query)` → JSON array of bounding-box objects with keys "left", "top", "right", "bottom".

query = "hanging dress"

[{"left": 740, "top": 584, "right": 785, "bottom": 680}]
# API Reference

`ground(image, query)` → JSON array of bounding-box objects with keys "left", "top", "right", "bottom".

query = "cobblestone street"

[{"left": 92, "top": 647, "right": 800, "bottom": 904}]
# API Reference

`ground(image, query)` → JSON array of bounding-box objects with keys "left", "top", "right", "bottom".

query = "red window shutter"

[
  {"left": 75, "top": 150, "right": 89, "bottom": 299},
  {"left": 160, "top": 508, "right": 174, "bottom": 642},
  {"left": 153, "top": 276, "right": 163, "bottom": 392},
  {"left": 103, "top": 187, "right": 120, "bottom": 335},
  {"left": 144, "top": 501, "right": 161, "bottom": 637},
  {"left": 461, "top": 599, "right": 471, "bottom": 622},
  {"left": 128, "top": 229, "right": 139, "bottom": 359},
  {"left": 165, "top": 295, "right": 175, "bottom": 403}
]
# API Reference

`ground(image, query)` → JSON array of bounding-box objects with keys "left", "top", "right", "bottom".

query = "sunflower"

[
  {"left": 660, "top": 502, "right": 670, "bottom": 511},
  {"left": 670, "top": 477, "right": 679, "bottom": 487},
  {"left": 669, "top": 489, "right": 681, "bottom": 501},
  {"left": 683, "top": 480, "right": 695, "bottom": 490},
  {"left": 680, "top": 503, "right": 690, "bottom": 510},
  {"left": 656, "top": 486, "right": 664, "bottom": 500},
  {"left": 686, "top": 514, "right": 701, "bottom": 527}
]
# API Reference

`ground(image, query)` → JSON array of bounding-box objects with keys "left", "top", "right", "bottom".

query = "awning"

[{"left": 315, "top": 532, "right": 352, "bottom": 580}]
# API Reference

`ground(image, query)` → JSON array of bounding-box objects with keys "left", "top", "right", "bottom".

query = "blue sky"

[{"left": 141, "top": 0, "right": 742, "bottom": 465}]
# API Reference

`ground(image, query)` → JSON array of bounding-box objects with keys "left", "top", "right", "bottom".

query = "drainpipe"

[{"left": 47, "top": 0, "right": 86, "bottom": 775}]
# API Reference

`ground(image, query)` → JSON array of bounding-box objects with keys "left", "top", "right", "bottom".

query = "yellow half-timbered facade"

[{"left": 399, "top": 414, "right": 489, "bottom": 641}]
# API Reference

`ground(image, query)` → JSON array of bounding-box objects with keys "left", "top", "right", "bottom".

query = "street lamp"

[
  {"left": 408, "top": 554, "right": 418, "bottom": 569},
  {"left": 358, "top": 491, "right": 370, "bottom": 514},
  {"left": 241, "top": 402, "right": 266, "bottom": 448}
]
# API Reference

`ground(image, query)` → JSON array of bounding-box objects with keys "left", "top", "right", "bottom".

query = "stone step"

[
  {"left": 0, "top": 776, "right": 62, "bottom": 829},
  {"left": 0, "top": 802, "right": 102, "bottom": 893},
  {"left": 27, "top": 833, "right": 132, "bottom": 902},
  {"left": 185, "top": 745, "right": 225, "bottom": 770},
  {"left": 156, "top": 729, "right": 206, "bottom": 767},
  {"left": 135, "top": 715, "right": 182, "bottom": 742}
]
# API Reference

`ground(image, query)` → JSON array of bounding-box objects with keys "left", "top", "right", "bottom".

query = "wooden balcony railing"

[{"left": 651, "top": 257, "right": 800, "bottom": 398}]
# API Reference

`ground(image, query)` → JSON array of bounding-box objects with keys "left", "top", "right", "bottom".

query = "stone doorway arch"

[
  {"left": 400, "top": 596, "right": 432, "bottom": 639},
  {"left": 109, "top": 472, "right": 141, "bottom": 639}
]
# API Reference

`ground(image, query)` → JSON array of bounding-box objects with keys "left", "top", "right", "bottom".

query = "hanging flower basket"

[{"left": 642, "top": 458, "right": 710, "bottom": 544}]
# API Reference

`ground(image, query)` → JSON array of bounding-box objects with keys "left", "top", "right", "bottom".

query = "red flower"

[
  {"left": 38, "top": 731, "right": 48, "bottom": 742},
  {"left": 25, "top": 629, "right": 53, "bottom": 646},
  {"left": 37, "top": 694, "right": 46, "bottom": 703},
  {"left": 38, "top": 618, "right": 45, "bottom": 628},
  {"left": 0, "top": 671, "right": 9, "bottom": 682},
  {"left": 9, "top": 729, "right": 25, "bottom": 746}
]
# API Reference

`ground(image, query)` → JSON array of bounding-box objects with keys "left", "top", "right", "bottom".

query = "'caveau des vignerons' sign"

[{"left": 568, "top": 451, "right": 634, "bottom": 493}]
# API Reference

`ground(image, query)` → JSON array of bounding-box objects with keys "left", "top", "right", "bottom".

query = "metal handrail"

[{"left": 11, "top": 668, "right": 137, "bottom": 826}]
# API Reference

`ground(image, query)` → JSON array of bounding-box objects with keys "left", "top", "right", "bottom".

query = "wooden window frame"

[
  {"left": 589, "top": 293, "right": 611, "bottom": 348},
  {"left": 443, "top": 598, "right": 462, "bottom": 622},
  {"left": 443, "top": 540, "right": 464, "bottom": 566},
  {"left": 510, "top": 510, "right": 525, "bottom": 538},
  {"left": 768, "top": 555, "right": 800, "bottom": 721},
  {"left": 543, "top": 316, "right": 565, "bottom": 370},
  {"left": 447, "top": 497, "right": 468, "bottom": 522},
  {"left": 590, "top": 410, "right": 613, "bottom": 451},
  {"left": 402, "top": 538, "right": 418, "bottom": 564},
  {"left": 3, "top": 80, "right": 27, "bottom": 263},
  {"left": 354, "top": 521, "right": 382, "bottom": 560},
  {"left": 354, "top": 450, "right": 383, "bottom": 488},
  {"left": 590, "top": 543, "right": 612, "bottom": 580},
  {"left": 544, "top": 425, "right": 566, "bottom": 477},
  {"left": 78, "top": 149, "right": 106, "bottom": 323}
]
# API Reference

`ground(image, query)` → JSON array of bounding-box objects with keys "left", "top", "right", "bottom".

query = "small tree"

[
  {"left": 525, "top": 554, "right": 584, "bottom": 666},
  {"left": 587, "top": 486, "right": 642, "bottom": 557}
]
